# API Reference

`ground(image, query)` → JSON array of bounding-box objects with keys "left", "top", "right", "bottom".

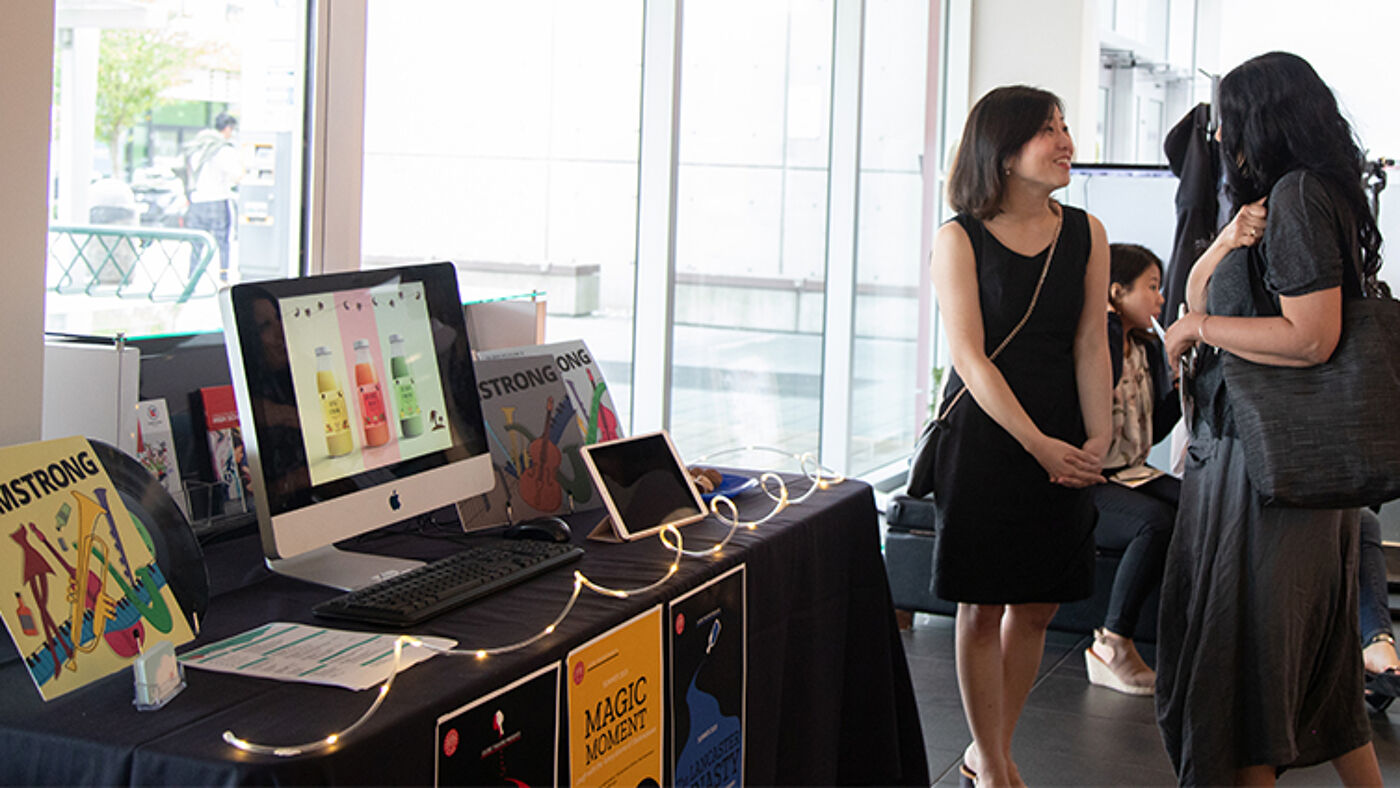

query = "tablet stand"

[{"left": 587, "top": 514, "right": 627, "bottom": 543}]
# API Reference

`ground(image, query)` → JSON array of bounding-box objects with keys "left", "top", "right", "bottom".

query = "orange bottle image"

[
  {"left": 15, "top": 592, "right": 38, "bottom": 637},
  {"left": 315, "top": 346, "right": 354, "bottom": 457},
  {"left": 353, "top": 339, "right": 391, "bottom": 447}
]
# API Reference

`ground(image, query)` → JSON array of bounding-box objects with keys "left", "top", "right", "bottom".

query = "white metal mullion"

[
  {"left": 923, "top": 0, "right": 971, "bottom": 416},
  {"left": 819, "top": 0, "right": 865, "bottom": 473},
  {"left": 631, "top": 0, "right": 684, "bottom": 435},
  {"left": 915, "top": 0, "right": 950, "bottom": 428},
  {"left": 309, "top": 0, "right": 367, "bottom": 275}
]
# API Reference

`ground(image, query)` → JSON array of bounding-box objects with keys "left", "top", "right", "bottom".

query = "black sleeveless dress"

[{"left": 930, "top": 205, "right": 1096, "bottom": 604}]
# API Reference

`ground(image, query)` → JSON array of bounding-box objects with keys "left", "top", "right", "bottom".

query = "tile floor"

[{"left": 899, "top": 613, "right": 1400, "bottom": 787}]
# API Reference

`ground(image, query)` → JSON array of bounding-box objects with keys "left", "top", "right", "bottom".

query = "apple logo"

[{"left": 388, "top": 489, "right": 401, "bottom": 510}]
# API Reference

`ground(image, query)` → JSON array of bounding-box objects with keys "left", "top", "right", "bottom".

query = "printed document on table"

[{"left": 179, "top": 622, "right": 456, "bottom": 691}]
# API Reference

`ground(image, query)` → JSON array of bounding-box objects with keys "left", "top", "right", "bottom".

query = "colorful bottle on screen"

[
  {"left": 315, "top": 346, "right": 354, "bottom": 457},
  {"left": 353, "top": 339, "right": 391, "bottom": 447},
  {"left": 388, "top": 333, "right": 423, "bottom": 438}
]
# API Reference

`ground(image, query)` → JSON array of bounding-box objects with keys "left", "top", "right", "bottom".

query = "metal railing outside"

[{"left": 47, "top": 224, "right": 220, "bottom": 304}]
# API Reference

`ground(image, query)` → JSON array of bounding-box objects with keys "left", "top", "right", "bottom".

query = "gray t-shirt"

[{"left": 1192, "top": 169, "right": 1357, "bottom": 436}]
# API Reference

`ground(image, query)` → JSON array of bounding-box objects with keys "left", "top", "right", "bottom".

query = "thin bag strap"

[{"left": 936, "top": 204, "right": 1063, "bottom": 421}]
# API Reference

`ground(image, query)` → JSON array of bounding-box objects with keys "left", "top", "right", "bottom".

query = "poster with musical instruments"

[
  {"left": 0, "top": 436, "right": 194, "bottom": 701},
  {"left": 566, "top": 605, "right": 664, "bottom": 788},
  {"left": 459, "top": 354, "right": 594, "bottom": 528},
  {"left": 481, "top": 340, "right": 624, "bottom": 447}
]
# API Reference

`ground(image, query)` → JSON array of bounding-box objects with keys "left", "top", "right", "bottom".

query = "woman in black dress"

[
  {"left": 930, "top": 85, "right": 1111, "bottom": 787},
  {"left": 1159, "top": 51, "right": 1383, "bottom": 785}
]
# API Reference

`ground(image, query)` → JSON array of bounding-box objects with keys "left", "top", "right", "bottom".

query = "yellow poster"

[
  {"left": 566, "top": 605, "right": 664, "bottom": 787},
  {"left": 0, "top": 436, "right": 194, "bottom": 701}
]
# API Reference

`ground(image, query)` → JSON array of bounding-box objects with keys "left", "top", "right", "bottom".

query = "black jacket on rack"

[{"left": 1161, "top": 103, "right": 1220, "bottom": 325}]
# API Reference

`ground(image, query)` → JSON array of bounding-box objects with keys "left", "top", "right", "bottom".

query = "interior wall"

[
  {"left": 0, "top": 2, "right": 54, "bottom": 447},
  {"left": 966, "top": 0, "right": 1098, "bottom": 154}
]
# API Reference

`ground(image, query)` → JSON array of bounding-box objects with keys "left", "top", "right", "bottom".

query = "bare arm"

[
  {"left": 1074, "top": 215, "right": 1112, "bottom": 464},
  {"left": 930, "top": 220, "right": 1102, "bottom": 487},
  {"left": 1166, "top": 287, "right": 1342, "bottom": 370},
  {"left": 1185, "top": 197, "right": 1268, "bottom": 313}
]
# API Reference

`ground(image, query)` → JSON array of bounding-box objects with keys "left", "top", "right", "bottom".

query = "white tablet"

[{"left": 578, "top": 430, "right": 708, "bottom": 541}]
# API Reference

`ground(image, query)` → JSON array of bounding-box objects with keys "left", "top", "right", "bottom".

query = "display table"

[{"left": 0, "top": 475, "right": 927, "bottom": 786}]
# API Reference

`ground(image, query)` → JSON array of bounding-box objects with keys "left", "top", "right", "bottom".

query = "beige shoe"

[{"left": 1085, "top": 628, "right": 1155, "bottom": 696}]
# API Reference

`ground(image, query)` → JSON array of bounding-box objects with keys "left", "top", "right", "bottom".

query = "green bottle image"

[
  {"left": 316, "top": 346, "right": 355, "bottom": 457},
  {"left": 388, "top": 333, "right": 423, "bottom": 438}
]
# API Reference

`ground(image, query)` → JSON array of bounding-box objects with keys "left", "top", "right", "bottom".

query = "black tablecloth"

[{"left": 0, "top": 475, "right": 927, "bottom": 785}]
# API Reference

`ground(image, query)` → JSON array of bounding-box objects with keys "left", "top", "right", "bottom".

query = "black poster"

[{"left": 435, "top": 663, "right": 560, "bottom": 787}]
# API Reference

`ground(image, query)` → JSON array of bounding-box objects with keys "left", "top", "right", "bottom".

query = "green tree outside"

[{"left": 94, "top": 29, "right": 200, "bottom": 177}]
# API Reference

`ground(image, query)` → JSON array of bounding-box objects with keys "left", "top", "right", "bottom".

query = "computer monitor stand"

[{"left": 266, "top": 545, "right": 426, "bottom": 592}]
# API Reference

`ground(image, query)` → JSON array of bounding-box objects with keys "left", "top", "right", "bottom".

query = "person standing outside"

[
  {"left": 929, "top": 85, "right": 1111, "bottom": 787},
  {"left": 183, "top": 111, "right": 243, "bottom": 281},
  {"left": 1159, "top": 51, "right": 1382, "bottom": 785}
]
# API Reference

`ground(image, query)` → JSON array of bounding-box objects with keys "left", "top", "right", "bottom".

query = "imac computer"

[{"left": 220, "top": 262, "right": 495, "bottom": 590}]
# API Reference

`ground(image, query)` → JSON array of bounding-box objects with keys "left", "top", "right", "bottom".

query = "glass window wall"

[
  {"left": 852, "top": 0, "right": 931, "bottom": 475},
  {"left": 670, "top": 0, "right": 834, "bottom": 463},
  {"left": 357, "top": 0, "right": 938, "bottom": 479},
  {"left": 360, "top": 0, "right": 644, "bottom": 428},
  {"left": 46, "top": 0, "right": 307, "bottom": 337},
  {"left": 359, "top": 0, "right": 936, "bottom": 478}
]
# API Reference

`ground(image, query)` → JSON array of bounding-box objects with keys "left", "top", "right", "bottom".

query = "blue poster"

[{"left": 668, "top": 564, "right": 745, "bottom": 787}]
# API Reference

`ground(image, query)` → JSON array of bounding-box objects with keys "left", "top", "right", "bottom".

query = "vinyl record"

[{"left": 90, "top": 440, "right": 210, "bottom": 631}]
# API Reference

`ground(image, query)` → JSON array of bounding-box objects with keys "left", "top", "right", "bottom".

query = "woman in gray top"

[{"left": 1159, "top": 51, "right": 1383, "bottom": 786}]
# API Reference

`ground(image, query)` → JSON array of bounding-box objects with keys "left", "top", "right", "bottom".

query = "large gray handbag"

[{"left": 1222, "top": 249, "right": 1400, "bottom": 509}]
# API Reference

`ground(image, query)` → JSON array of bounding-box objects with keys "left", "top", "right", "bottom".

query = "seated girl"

[{"left": 1084, "top": 243, "right": 1181, "bottom": 695}]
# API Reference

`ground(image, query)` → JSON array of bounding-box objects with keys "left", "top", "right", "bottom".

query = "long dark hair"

[
  {"left": 1217, "top": 51, "right": 1381, "bottom": 279},
  {"left": 948, "top": 86, "right": 1063, "bottom": 220}
]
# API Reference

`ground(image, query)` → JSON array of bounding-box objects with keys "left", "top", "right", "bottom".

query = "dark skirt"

[{"left": 1154, "top": 432, "right": 1370, "bottom": 785}]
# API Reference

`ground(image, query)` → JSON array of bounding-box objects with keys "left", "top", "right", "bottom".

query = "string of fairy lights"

[{"left": 221, "top": 450, "right": 845, "bottom": 757}]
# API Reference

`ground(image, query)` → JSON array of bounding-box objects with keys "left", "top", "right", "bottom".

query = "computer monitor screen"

[{"left": 221, "top": 262, "right": 494, "bottom": 589}]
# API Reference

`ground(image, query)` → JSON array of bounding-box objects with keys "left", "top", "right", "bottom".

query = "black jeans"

[{"left": 1091, "top": 474, "right": 1180, "bottom": 638}]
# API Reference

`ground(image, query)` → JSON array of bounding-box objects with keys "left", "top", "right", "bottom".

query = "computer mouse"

[{"left": 503, "top": 516, "right": 572, "bottom": 543}]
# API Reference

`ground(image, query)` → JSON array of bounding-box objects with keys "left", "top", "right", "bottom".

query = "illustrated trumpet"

[{"left": 66, "top": 490, "right": 114, "bottom": 668}]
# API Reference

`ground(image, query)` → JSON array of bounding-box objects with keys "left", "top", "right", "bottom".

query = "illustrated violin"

[{"left": 518, "top": 397, "right": 563, "bottom": 512}]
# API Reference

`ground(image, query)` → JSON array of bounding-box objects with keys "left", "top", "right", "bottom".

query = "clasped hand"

[{"left": 1034, "top": 435, "right": 1106, "bottom": 488}]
